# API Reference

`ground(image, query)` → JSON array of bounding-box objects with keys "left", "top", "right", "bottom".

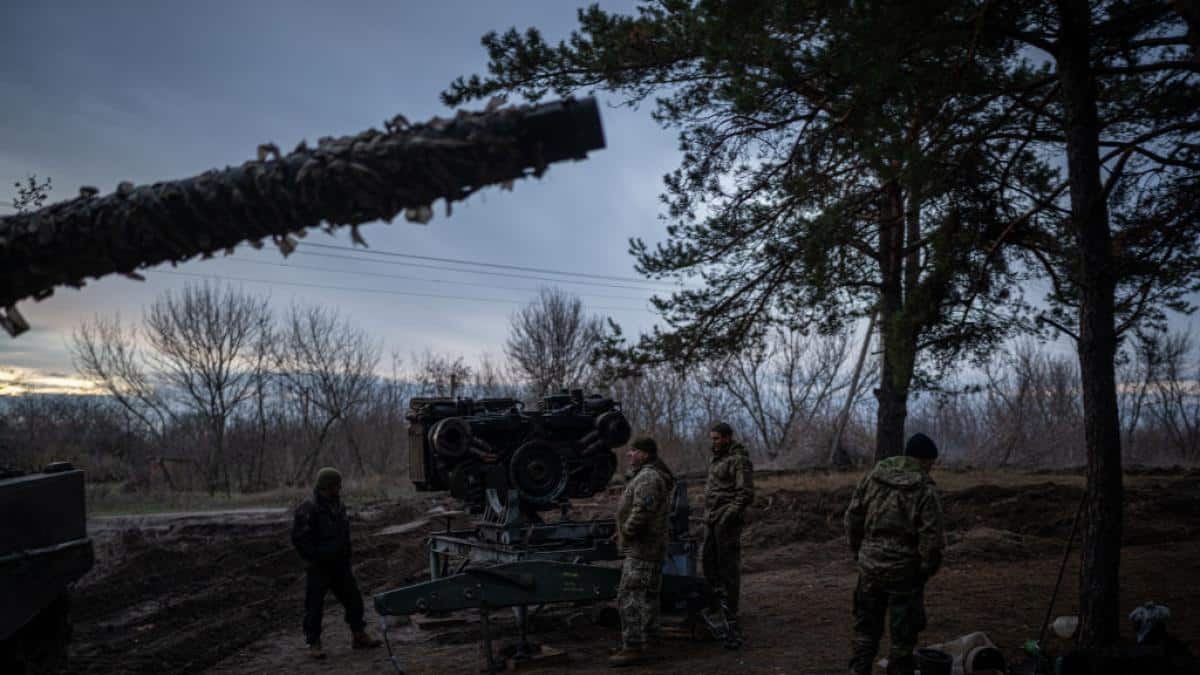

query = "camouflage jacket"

[
  {"left": 616, "top": 457, "right": 675, "bottom": 561},
  {"left": 704, "top": 442, "right": 754, "bottom": 525},
  {"left": 844, "top": 456, "right": 945, "bottom": 586},
  {"left": 291, "top": 490, "right": 352, "bottom": 566}
]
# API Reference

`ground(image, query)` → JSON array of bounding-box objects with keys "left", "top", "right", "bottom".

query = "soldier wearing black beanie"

[
  {"left": 905, "top": 433, "right": 938, "bottom": 460},
  {"left": 844, "top": 432, "right": 944, "bottom": 675}
]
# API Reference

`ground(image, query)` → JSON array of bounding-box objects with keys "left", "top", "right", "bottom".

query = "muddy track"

[
  {"left": 65, "top": 476, "right": 1200, "bottom": 673},
  {"left": 68, "top": 502, "right": 428, "bottom": 674}
]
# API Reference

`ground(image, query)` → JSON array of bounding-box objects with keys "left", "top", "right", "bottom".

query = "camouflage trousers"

[
  {"left": 701, "top": 518, "right": 743, "bottom": 617},
  {"left": 617, "top": 557, "right": 663, "bottom": 648},
  {"left": 849, "top": 575, "right": 927, "bottom": 675}
]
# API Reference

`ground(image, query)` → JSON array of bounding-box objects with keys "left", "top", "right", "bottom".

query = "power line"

[
  {"left": 289, "top": 249, "right": 674, "bottom": 292},
  {"left": 223, "top": 257, "right": 657, "bottom": 302},
  {"left": 154, "top": 270, "right": 656, "bottom": 314},
  {"left": 298, "top": 241, "right": 680, "bottom": 286}
]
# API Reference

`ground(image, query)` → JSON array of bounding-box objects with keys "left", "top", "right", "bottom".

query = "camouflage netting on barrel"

[{"left": 0, "top": 98, "right": 604, "bottom": 335}]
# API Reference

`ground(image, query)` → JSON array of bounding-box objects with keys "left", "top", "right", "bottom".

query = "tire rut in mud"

[{"left": 68, "top": 503, "right": 427, "bottom": 674}]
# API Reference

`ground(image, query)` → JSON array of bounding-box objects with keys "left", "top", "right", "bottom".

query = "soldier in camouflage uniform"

[
  {"left": 291, "top": 467, "right": 381, "bottom": 660},
  {"left": 610, "top": 437, "right": 675, "bottom": 668},
  {"left": 843, "top": 433, "right": 945, "bottom": 675},
  {"left": 702, "top": 422, "right": 754, "bottom": 632}
]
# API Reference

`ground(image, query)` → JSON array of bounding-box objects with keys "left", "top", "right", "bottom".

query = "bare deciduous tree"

[
  {"left": 1146, "top": 331, "right": 1200, "bottom": 462},
  {"left": 505, "top": 288, "right": 604, "bottom": 397},
  {"left": 412, "top": 349, "right": 472, "bottom": 397},
  {"left": 142, "top": 282, "right": 271, "bottom": 494},
  {"left": 1117, "top": 333, "right": 1161, "bottom": 452},
  {"left": 274, "top": 304, "right": 381, "bottom": 480},
  {"left": 72, "top": 315, "right": 175, "bottom": 444},
  {"left": 609, "top": 365, "right": 706, "bottom": 471},
  {"left": 707, "top": 329, "right": 852, "bottom": 462},
  {"left": 361, "top": 352, "right": 419, "bottom": 474},
  {"left": 469, "top": 352, "right": 519, "bottom": 399}
]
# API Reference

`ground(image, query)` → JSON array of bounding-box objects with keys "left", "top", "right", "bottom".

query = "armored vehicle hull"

[{"left": 0, "top": 464, "right": 94, "bottom": 672}]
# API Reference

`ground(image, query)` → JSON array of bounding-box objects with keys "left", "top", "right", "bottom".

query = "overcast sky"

[
  {"left": 2, "top": 2, "right": 1194, "bottom": 396},
  {"left": 0, "top": 0, "right": 688, "bottom": 388}
]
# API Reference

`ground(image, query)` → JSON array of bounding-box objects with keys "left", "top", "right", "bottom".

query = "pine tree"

[
  {"left": 1003, "top": 0, "right": 1200, "bottom": 648},
  {"left": 446, "top": 1, "right": 1057, "bottom": 458}
]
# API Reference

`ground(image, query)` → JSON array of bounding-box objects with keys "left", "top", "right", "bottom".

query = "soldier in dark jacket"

[
  {"left": 610, "top": 437, "right": 675, "bottom": 668},
  {"left": 702, "top": 422, "right": 754, "bottom": 632},
  {"left": 291, "top": 467, "right": 381, "bottom": 659},
  {"left": 844, "top": 433, "right": 945, "bottom": 675}
]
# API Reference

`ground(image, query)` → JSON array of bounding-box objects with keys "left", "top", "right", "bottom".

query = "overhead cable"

[
  {"left": 298, "top": 241, "right": 680, "bottom": 286},
  {"left": 287, "top": 250, "right": 673, "bottom": 292},
  {"left": 224, "top": 257, "right": 656, "bottom": 302}
]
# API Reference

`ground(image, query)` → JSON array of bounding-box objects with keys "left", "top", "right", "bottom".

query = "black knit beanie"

[{"left": 905, "top": 433, "right": 938, "bottom": 460}]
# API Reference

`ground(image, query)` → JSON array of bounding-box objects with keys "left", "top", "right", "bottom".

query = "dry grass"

[
  {"left": 748, "top": 465, "right": 1193, "bottom": 495},
  {"left": 86, "top": 465, "right": 1194, "bottom": 517},
  {"left": 85, "top": 473, "right": 416, "bottom": 517}
]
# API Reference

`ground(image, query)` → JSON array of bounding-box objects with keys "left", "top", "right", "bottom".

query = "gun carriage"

[{"left": 373, "top": 391, "right": 723, "bottom": 672}]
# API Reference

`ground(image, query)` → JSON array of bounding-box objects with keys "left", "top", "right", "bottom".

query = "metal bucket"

[{"left": 915, "top": 648, "right": 953, "bottom": 675}]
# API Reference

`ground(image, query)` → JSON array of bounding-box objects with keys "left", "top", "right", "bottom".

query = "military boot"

[
  {"left": 608, "top": 645, "right": 650, "bottom": 668},
  {"left": 307, "top": 642, "right": 326, "bottom": 660},
  {"left": 352, "top": 630, "right": 382, "bottom": 649}
]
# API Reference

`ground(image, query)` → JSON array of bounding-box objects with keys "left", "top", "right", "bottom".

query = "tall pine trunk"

[
  {"left": 875, "top": 180, "right": 914, "bottom": 460},
  {"left": 1056, "top": 0, "right": 1124, "bottom": 648}
]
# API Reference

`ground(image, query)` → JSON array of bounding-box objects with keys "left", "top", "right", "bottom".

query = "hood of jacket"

[
  {"left": 650, "top": 456, "right": 676, "bottom": 490},
  {"left": 631, "top": 456, "right": 676, "bottom": 489},
  {"left": 869, "top": 455, "right": 930, "bottom": 490},
  {"left": 712, "top": 441, "right": 748, "bottom": 461}
]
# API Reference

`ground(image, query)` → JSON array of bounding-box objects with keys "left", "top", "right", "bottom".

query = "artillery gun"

[
  {"left": 373, "top": 391, "right": 725, "bottom": 673},
  {"left": 0, "top": 97, "right": 606, "bottom": 672}
]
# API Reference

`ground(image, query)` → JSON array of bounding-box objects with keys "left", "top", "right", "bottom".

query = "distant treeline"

[{"left": 2, "top": 285, "right": 1196, "bottom": 491}]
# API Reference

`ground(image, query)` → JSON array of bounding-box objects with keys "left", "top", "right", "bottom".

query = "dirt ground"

[{"left": 65, "top": 469, "right": 1200, "bottom": 674}]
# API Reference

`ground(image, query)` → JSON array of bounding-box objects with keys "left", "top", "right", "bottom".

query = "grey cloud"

[{"left": 1, "top": 1, "right": 682, "bottom": 379}]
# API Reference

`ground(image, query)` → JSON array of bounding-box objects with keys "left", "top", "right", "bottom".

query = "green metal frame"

[{"left": 374, "top": 560, "right": 618, "bottom": 615}]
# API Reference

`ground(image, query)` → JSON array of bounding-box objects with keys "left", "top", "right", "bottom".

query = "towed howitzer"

[
  {"left": 0, "top": 97, "right": 605, "bottom": 335},
  {"left": 406, "top": 389, "right": 632, "bottom": 517},
  {"left": 375, "top": 392, "right": 724, "bottom": 672}
]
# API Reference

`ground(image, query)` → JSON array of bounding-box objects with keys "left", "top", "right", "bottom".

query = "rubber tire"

[
  {"left": 508, "top": 440, "right": 568, "bottom": 505},
  {"left": 594, "top": 411, "right": 632, "bottom": 447},
  {"left": 430, "top": 417, "right": 473, "bottom": 459}
]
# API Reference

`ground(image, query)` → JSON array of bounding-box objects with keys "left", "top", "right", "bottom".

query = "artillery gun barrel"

[{"left": 0, "top": 98, "right": 604, "bottom": 334}]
